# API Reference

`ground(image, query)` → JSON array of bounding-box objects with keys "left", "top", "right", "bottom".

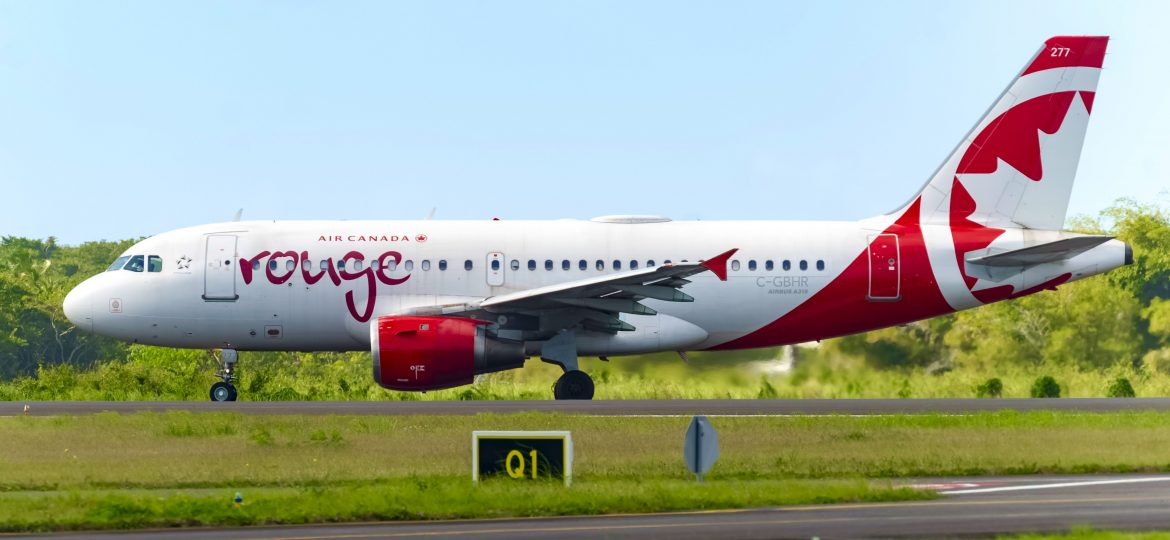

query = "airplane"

[{"left": 63, "top": 36, "right": 1129, "bottom": 401}]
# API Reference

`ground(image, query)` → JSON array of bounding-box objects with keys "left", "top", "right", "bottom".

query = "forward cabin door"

[
  {"left": 203, "top": 235, "right": 239, "bottom": 301},
  {"left": 866, "top": 234, "right": 900, "bottom": 301},
  {"left": 486, "top": 252, "right": 505, "bottom": 286}
]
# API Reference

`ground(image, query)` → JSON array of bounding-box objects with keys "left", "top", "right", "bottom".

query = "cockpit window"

[
  {"left": 107, "top": 256, "right": 131, "bottom": 272},
  {"left": 148, "top": 255, "right": 163, "bottom": 273},
  {"left": 124, "top": 255, "right": 145, "bottom": 272}
]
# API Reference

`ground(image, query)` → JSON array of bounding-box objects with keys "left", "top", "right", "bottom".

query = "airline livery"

[{"left": 64, "top": 36, "right": 1130, "bottom": 401}]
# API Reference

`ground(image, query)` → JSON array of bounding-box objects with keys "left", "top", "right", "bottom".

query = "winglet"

[{"left": 700, "top": 248, "right": 738, "bottom": 281}]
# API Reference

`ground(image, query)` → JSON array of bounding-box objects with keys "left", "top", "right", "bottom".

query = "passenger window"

[
  {"left": 545, "top": 260, "right": 553, "bottom": 271},
  {"left": 421, "top": 260, "right": 431, "bottom": 271},
  {"left": 647, "top": 260, "right": 656, "bottom": 267},
  {"left": 748, "top": 260, "right": 757, "bottom": 271},
  {"left": 782, "top": 260, "right": 791, "bottom": 271},
  {"left": 731, "top": 260, "right": 741, "bottom": 272},
  {"left": 765, "top": 260, "right": 774, "bottom": 271},
  {"left": 816, "top": 260, "right": 825, "bottom": 271},
  {"left": 799, "top": 260, "right": 808, "bottom": 271},
  {"left": 464, "top": 260, "right": 473, "bottom": 271},
  {"left": 125, "top": 255, "right": 145, "bottom": 272},
  {"left": 664, "top": 259, "right": 672, "bottom": 265},
  {"left": 320, "top": 260, "right": 329, "bottom": 271},
  {"left": 510, "top": 260, "right": 520, "bottom": 271},
  {"left": 491, "top": 259, "right": 500, "bottom": 271},
  {"left": 337, "top": 259, "right": 345, "bottom": 270},
  {"left": 268, "top": 260, "right": 278, "bottom": 271},
  {"left": 630, "top": 260, "right": 639, "bottom": 270},
  {"left": 613, "top": 260, "right": 622, "bottom": 271},
  {"left": 595, "top": 260, "right": 604, "bottom": 271},
  {"left": 439, "top": 260, "right": 448, "bottom": 271},
  {"left": 302, "top": 259, "right": 312, "bottom": 272},
  {"left": 387, "top": 259, "right": 398, "bottom": 271},
  {"left": 528, "top": 260, "right": 536, "bottom": 271},
  {"left": 106, "top": 256, "right": 131, "bottom": 272},
  {"left": 562, "top": 260, "right": 570, "bottom": 271},
  {"left": 578, "top": 260, "right": 587, "bottom": 271},
  {"left": 148, "top": 256, "right": 163, "bottom": 272},
  {"left": 404, "top": 260, "right": 414, "bottom": 272},
  {"left": 285, "top": 259, "right": 295, "bottom": 272}
]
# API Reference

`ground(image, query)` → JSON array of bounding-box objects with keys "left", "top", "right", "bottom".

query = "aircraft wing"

[{"left": 480, "top": 247, "right": 736, "bottom": 314}]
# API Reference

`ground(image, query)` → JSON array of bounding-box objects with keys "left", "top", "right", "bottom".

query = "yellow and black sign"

[{"left": 472, "top": 431, "right": 572, "bottom": 486}]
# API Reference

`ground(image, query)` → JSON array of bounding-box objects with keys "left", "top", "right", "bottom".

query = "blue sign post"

[{"left": 683, "top": 415, "right": 718, "bottom": 481}]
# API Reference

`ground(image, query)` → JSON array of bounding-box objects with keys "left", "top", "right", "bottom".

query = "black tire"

[
  {"left": 553, "top": 370, "right": 595, "bottom": 400},
  {"left": 210, "top": 382, "right": 236, "bottom": 402}
]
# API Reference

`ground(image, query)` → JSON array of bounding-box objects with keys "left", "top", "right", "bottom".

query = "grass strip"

[
  {"left": 0, "top": 478, "right": 928, "bottom": 532},
  {"left": 4, "top": 410, "right": 1170, "bottom": 531},
  {"left": 1001, "top": 527, "right": 1170, "bottom": 539},
  {"left": 6, "top": 411, "right": 1170, "bottom": 491}
]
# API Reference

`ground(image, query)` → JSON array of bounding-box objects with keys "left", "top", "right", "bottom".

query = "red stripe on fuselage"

[{"left": 710, "top": 198, "right": 954, "bottom": 350}]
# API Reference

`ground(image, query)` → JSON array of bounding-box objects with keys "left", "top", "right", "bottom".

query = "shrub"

[
  {"left": 975, "top": 377, "right": 1003, "bottom": 398},
  {"left": 757, "top": 376, "right": 779, "bottom": 399},
  {"left": 897, "top": 379, "right": 912, "bottom": 399},
  {"left": 1030, "top": 375, "right": 1061, "bottom": 398},
  {"left": 1106, "top": 377, "right": 1136, "bottom": 398}
]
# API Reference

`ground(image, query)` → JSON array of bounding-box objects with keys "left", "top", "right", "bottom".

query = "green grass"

[
  {"left": 1002, "top": 527, "right": 1170, "bottom": 539},
  {"left": 3, "top": 344, "right": 1168, "bottom": 401},
  {"left": 0, "top": 478, "right": 924, "bottom": 532},
  {"left": 6, "top": 411, "right": 1170, "bottom": 530}
]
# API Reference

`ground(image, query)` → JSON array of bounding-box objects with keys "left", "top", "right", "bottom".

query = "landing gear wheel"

[
  {"left": 554, "top": 370, "right": 594, "bottom": 400},
  {"left": 210, "top": 382, "right": 237, "bottom": 402}
]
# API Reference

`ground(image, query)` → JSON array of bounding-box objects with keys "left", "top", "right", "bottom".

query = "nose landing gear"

[{"left": 210, "top": 349, "right": 239, "bottom": 402}]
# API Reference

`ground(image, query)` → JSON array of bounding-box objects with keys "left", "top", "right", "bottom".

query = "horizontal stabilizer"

[{"left": 967, "top": 235, "right": 1113, "bottom": 267}]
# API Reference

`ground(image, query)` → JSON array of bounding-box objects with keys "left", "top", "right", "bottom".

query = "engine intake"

[{"left": 371, "top": 315, "right": 525, "bottom": 391}]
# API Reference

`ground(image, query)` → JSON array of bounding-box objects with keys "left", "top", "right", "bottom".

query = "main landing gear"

[
  {"left": 210, "top": 349, "right": 239, "bottom": 402},
  {"left": 542, "top": 331, "right": 595, "bottom": 400}
]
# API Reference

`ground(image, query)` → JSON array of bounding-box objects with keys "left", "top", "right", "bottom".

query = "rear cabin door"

[
  {"left": 866, "top": 234, "right": 901, "bottom": 301},
  {"left": 486, "top": 252, "right": 505, "bottom": 286},
  {"left": 203, "top": 235, "right": 239, "bottom": 301}
]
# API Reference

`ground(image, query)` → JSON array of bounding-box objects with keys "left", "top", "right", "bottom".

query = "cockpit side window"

[
  {"left": 124, "top": 255, "right": 145, "bottom": 272},
  {"left": 147, "top": 255, "right": 163, "bottom": 273},
  {"left": 106, "top": 256, "right": 131, "bottom": 272}
]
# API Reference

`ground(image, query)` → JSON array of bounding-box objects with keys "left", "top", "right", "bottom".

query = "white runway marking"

[{"left": 941, "top": 476, "right": 1170, "bottom": 495}]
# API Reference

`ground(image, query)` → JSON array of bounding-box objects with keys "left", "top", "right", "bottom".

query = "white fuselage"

[{"left": 63, "top": 216, "right": 1128, "bottom": 357}]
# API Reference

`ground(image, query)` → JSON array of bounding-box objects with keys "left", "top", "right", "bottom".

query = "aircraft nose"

[{"left": 63, "top": 280, "right": 94, "bottom": 334}]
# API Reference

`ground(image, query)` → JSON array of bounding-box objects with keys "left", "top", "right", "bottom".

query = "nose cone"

[{"left": 63, "top": 281, "right": 94, "bottom": 334}]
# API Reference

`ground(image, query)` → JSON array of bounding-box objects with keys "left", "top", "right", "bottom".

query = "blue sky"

[{"left": 1, "top": 1, "right": 1166, "bottom": 245}]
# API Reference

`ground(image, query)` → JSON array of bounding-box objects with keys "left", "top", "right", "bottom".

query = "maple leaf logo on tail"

[{"left": 896, "top": 36, "right": 1108, "bottom": 309}]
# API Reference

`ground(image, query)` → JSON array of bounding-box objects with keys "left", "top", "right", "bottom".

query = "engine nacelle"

[{"left": 371, "top": 315, "right": 525, "bottom": 391}]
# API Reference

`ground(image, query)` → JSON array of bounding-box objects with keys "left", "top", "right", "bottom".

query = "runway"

[
  {"left": 12, "top": 474, "right": 1170, "bottom": 539},
  {"left": 7, "top": 397, "right": 1170, "bottom": 416}
]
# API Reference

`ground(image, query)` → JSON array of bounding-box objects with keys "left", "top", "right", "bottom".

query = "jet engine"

[{"left": 371, "top": 316, "right": 525, "bottom": 391}]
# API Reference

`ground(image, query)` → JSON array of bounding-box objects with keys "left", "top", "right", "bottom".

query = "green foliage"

[
  {"left": 0, "top": 236, "right": 135, "bottom": 379},
  {"left": 1030, "top": 376, "right": 1061, "bottom": 398},
  {"left": 1105, "top": 377, "right": 1136, "bottom": 398},
  {"left": 756, "top": 376, "right": 779, "bottom": 399},
  {"left": 975, "top": 377, "right": 1003, "bottom": 398}
]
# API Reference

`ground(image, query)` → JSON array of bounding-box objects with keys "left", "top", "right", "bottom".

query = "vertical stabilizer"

[{"left": 908, "top": 36, "right": 1108, "bottom": 231}]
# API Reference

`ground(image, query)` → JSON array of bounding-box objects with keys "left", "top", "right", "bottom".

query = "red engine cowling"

[{"left": 371, "top": 315, "right": 525, "bottom": 391}]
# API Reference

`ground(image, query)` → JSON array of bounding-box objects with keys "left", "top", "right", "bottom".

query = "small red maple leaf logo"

[{"left": 415, "top": 234, "right": 428, "bottom": 243}]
